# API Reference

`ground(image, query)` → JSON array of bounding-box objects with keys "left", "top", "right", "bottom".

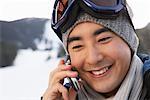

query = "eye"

[
  {"left": 72, "top": 45, "right": 82, "bottom": 49},
  {"left": 98, "top": 37, "right": 112, "bottom": 43}
]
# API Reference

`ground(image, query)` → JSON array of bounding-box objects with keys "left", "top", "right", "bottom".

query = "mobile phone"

[{"left": 64, "top": 55, "right": 80, "bottom": 91}]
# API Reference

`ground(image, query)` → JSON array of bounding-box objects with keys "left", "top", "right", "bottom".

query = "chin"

[
  {"left": 93, "top": 84, "right": 113, "bottom": 93},
  {"left": 91, "top": 84, "right": 118, "bottom": 98},
  {"left": 87, "top": 79, "right": 117, "bottom": 93}
]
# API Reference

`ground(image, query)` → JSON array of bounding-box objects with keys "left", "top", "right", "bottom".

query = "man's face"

[{"left": 68, "top": 22, "right": 131, "bottom": 95}]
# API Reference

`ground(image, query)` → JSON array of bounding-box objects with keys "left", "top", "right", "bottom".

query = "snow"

[
  {"left": 0, "top": 21, "right": 63, "bottom": 100},
  {"left": 34, "top": 20, "right": 62, "bottom": 51},
  {"left": 0, "top": 49, "right": 61, "bottom": 100}
]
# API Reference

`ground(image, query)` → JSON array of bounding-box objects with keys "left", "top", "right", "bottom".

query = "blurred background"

[{"left": 0, "top": 0, "right": 150, "bottom": 100}]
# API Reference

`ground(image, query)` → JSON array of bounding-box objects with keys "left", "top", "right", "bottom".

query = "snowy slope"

[
  {"left": 0, "top": 49, "right": 61, "bottom": 100},
  {"left": 0, "top": 21, "right": 63, "bottom": 100}
]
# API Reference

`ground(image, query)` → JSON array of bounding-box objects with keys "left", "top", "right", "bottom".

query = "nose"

[{"left": 86, "top": 45, "right": 104, "bottom": 65}]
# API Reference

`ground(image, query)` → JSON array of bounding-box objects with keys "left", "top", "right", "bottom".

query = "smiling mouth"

[{"left": 90, "top": 65, "right": 112, "bottom": 77}]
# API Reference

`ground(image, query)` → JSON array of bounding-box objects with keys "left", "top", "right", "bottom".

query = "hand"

[{"left": 42, "top": 59, "right": 78, "bottom": 100}]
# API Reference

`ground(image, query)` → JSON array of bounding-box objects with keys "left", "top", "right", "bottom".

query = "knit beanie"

[{"left": 62, "top": 11, "right": 139, "bottom": 53}]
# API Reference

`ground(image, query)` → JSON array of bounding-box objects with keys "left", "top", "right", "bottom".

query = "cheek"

[
  {"left": 116, "top": 44, "right": 131, "bottom": 64},
  {"left": 108, "top": 40, "right": 131, "bottom": 77},
  {"left": 69, "top": 53, "right": 84, "bottom": 69},
  {"left": 106, "top": 39, "right": 131, "bottom": 63}
]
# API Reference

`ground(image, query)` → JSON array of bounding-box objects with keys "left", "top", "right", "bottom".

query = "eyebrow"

[
  {"left": 94, "top": 27, "right": 110, "bottom": 36},
  {"left": 67, "top": 36, "right": 81, "bottom": 44},
  {"left": 67, "top": 27, "right": 110, "bottom": 44}
]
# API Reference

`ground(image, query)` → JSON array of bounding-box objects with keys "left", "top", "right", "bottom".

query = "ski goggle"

[{"left": 51, "top": 0, "right": 126, "bottom": 40}]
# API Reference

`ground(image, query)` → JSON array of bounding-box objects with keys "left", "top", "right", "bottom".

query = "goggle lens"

[
  {"left": 54, "top": 0, "right": 121, "bottom": 23},
  {"left": 89, "top": 0, "right": 118, "bottom": 6},
  {"left": 52, "top": 0, "right": 125, "bottom": 40}
]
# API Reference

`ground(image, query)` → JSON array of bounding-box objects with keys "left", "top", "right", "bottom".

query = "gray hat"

[{"left": 62, "top": 11, "right": 139, "bottom": 53}]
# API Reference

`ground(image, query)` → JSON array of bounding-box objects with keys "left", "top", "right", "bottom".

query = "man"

[{"left": 42, "top": 0, "right": 150, "bottom": 100}]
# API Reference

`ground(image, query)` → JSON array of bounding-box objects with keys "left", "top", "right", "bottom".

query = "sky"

[{"left": 0, "top": 0, "right": 150, "bottom": 29}]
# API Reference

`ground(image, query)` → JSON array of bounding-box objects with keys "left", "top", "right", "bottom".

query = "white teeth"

[{"left": 91, "top": 67, "right": 109, "bottom": 75}]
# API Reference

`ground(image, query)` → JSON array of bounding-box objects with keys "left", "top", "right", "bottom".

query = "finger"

[
  {"left": 55, "top": 59, "right": 72, "bottom": 72},
  {"left": 43, "top": 83, "right": 69, "bottom": 100},
  {"left": 57, "top": 83, "right": 69, "bottom": 100},
  {"left": 49, "top": 59, "right": 71, "bottom": 76},
  {"left": 48, "top": 65, "right": 73, "bottom": 87},
  {"left": 58, "top": 59, "right": 73, "bottom": 71},
  {"left": 50, "top": 70, "right": 78, "bottom": 86},
  {"left": 58, "top": 59, "right": 65, "bottom": 65},
  {"left": 68, "top": 87, "right": 77, "bottom": 100},
  {"left": 49, "top": 65, "right": 72, "bottom": 81},
  {"left": 53, "top": 59, "right": 65, "bottom": 72},
  {"left": 60, "top": 65, "right": 72, "bottom": 71}
]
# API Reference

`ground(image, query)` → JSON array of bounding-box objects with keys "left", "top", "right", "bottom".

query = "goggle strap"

[
  {"left": 59, "top": 0, "right": 66, "bottom": 8},
  {"left": 61, "top": 3, "right": 80, "bottom": 33}
]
